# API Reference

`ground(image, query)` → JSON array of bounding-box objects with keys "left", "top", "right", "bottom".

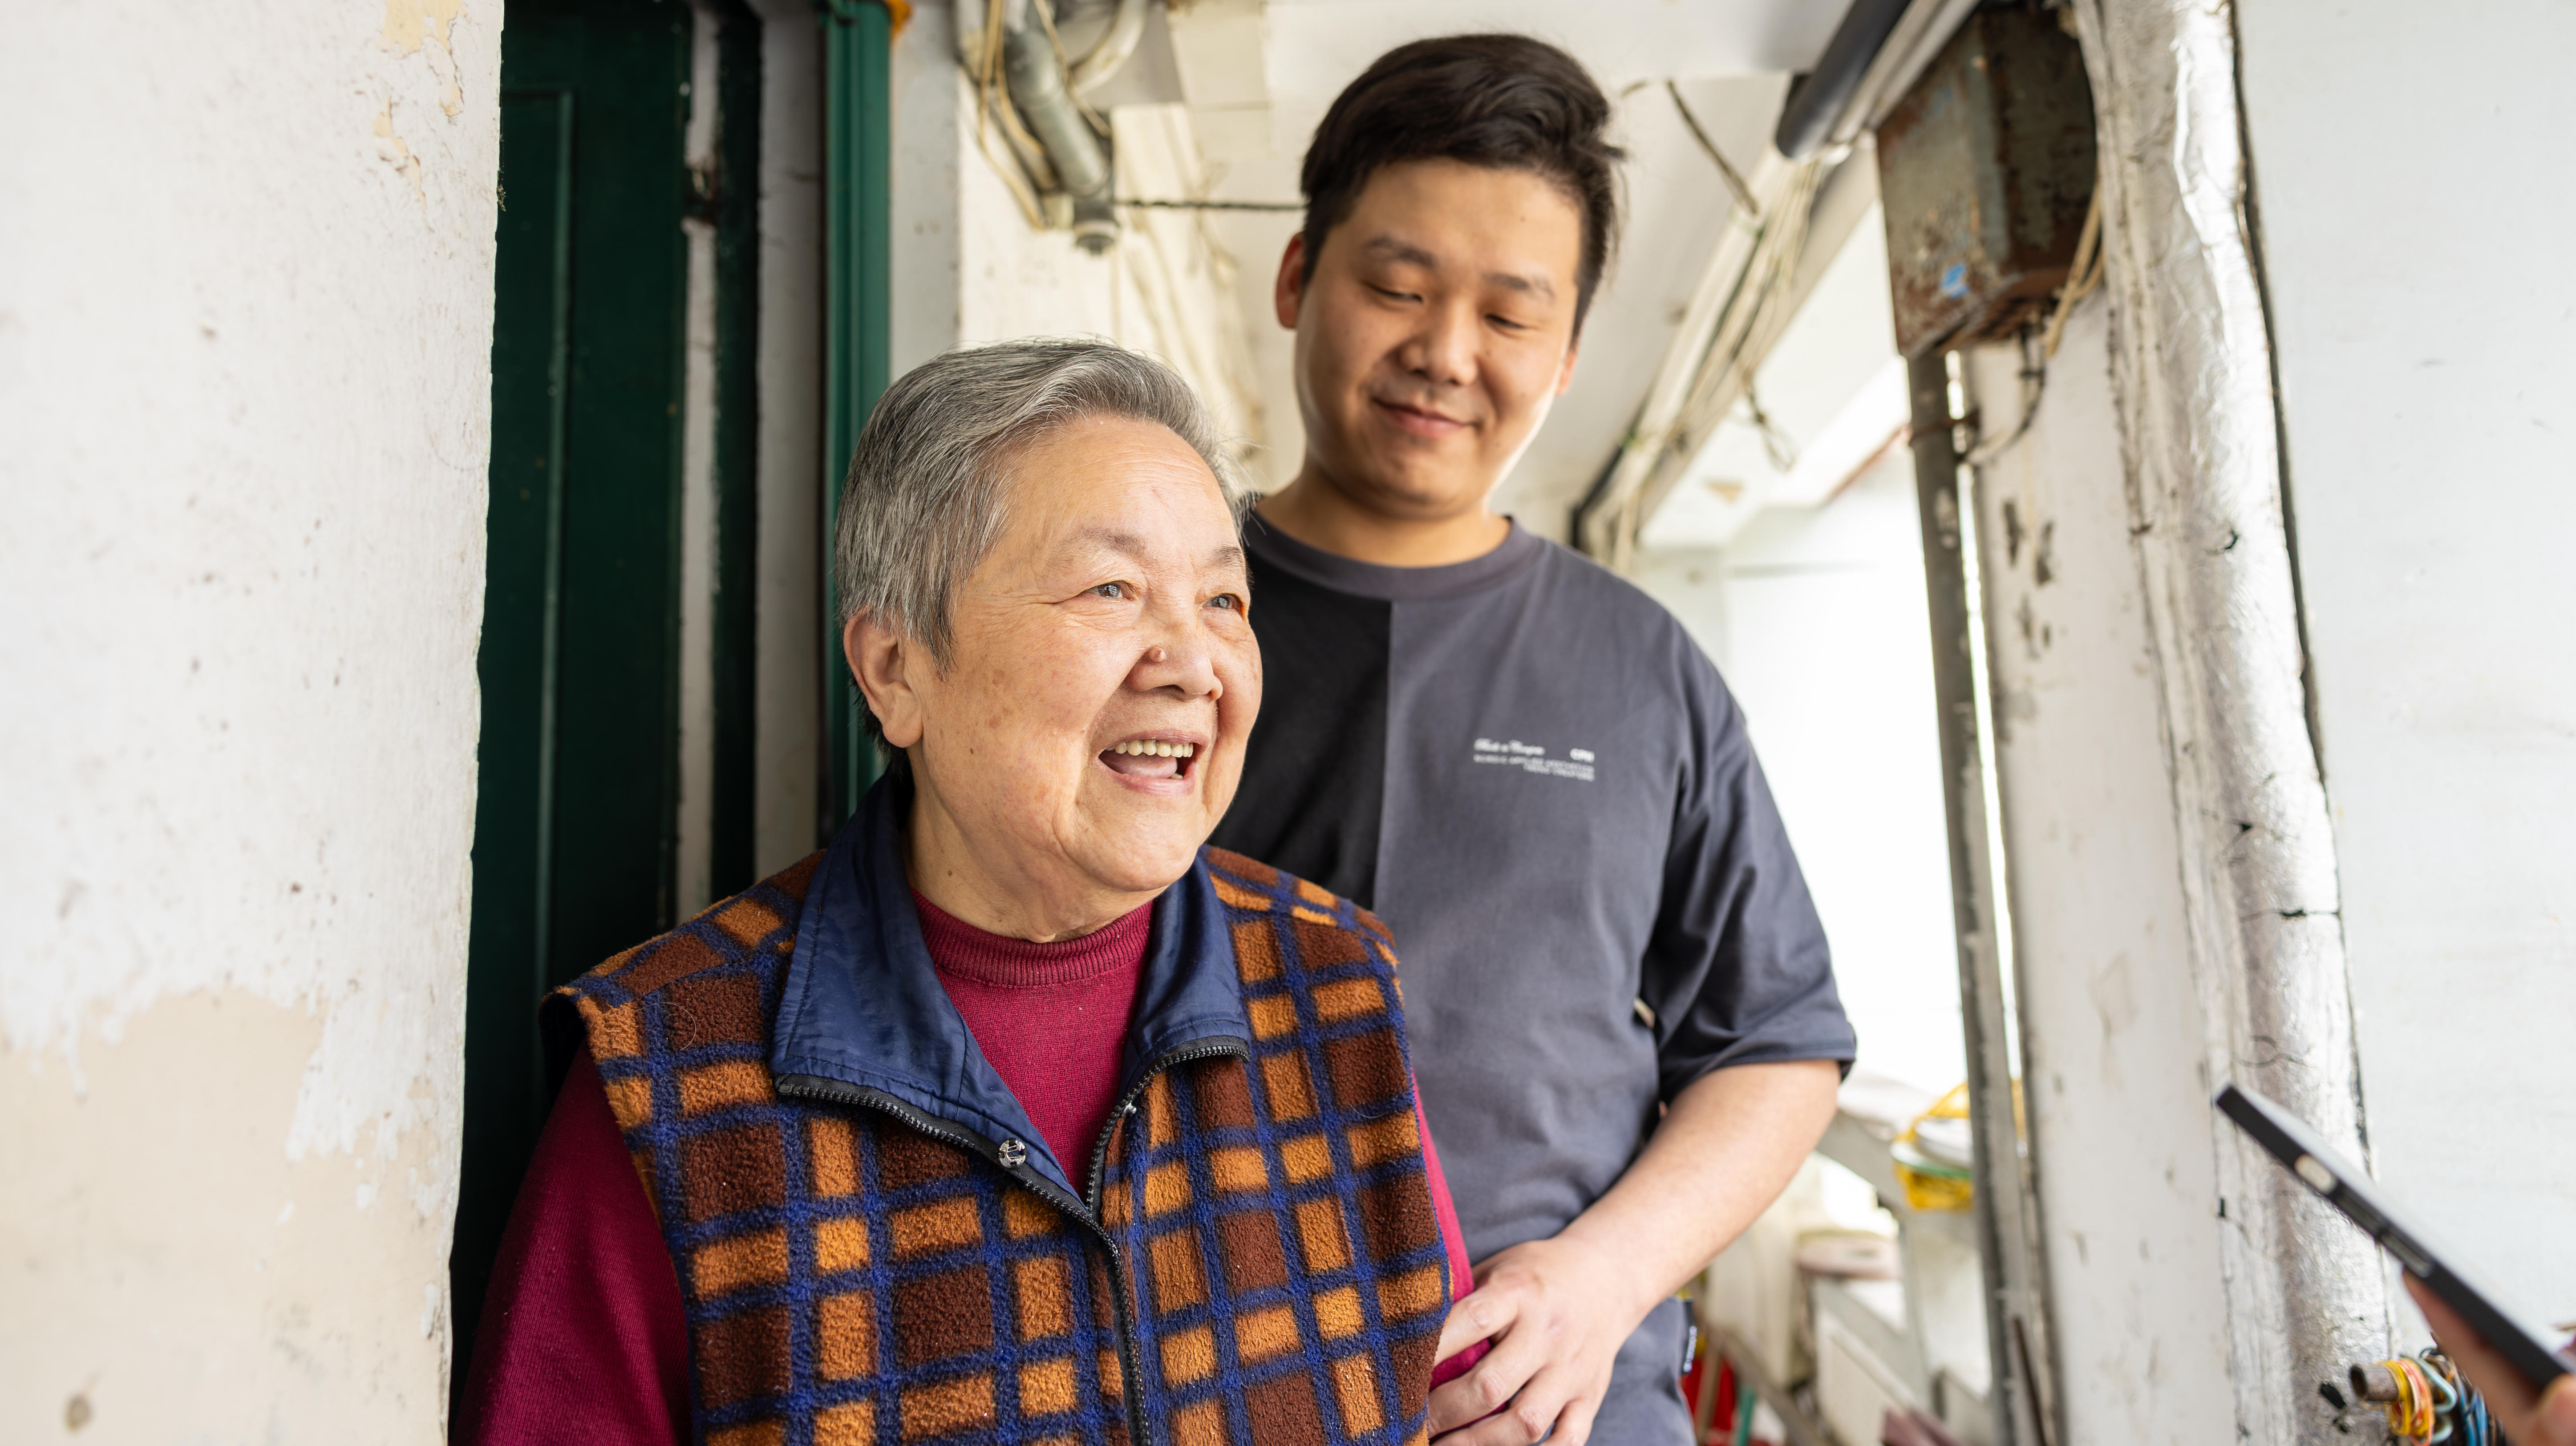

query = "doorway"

[{"left": 451, "top": 0, "right": 762, "bottom": 1400}]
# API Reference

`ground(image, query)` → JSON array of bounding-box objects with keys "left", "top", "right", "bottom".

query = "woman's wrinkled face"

[{"left": 881, "top": 415, "right": 1260, "bottom": 903}]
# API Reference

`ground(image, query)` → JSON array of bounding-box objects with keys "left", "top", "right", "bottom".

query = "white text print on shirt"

[{"left": 1471, "top": 737, "right": 1597, "bottom": 782}]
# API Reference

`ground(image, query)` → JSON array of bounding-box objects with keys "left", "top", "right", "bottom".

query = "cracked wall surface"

[
  {"left": 0, "top": 0, "right": 501, "bottom": 1437},
  {"left": 1963, "top": 303, "right": 2237, "bottom": 1445}
]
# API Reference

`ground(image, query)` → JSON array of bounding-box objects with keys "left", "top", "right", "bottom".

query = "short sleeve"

[{"left": 1641, "top": 654, "right": 1857, "bottom": 1103}]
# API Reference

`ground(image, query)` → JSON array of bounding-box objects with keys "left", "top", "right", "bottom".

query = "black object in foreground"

[{"left": 2217, "top": 1081, "right": 2571, "bottom": 1393}]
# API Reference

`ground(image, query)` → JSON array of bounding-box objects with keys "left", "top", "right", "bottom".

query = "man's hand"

[
  {"left": 2407, "top": 1276, "right": 2576, "bottom": 1446},
  {"left": 1426, "top": 1233, "right": 1657, "bottom": 1445},
  {"left": 1424, "top": 1060, "right": 1842, "bottom": 1445}
]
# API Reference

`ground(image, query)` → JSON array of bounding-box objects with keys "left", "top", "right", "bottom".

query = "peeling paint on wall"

[
  {"left": 1961, "top": 303, "right": 2236, "bottom": 1446},
  {"left": 376, "top": 101, "right": 429, "bottom": 209},
  {"left": 383, "top": 0, "right": 469, "bottom": 115},
  {"left": 0, "top": 0, "right": 501, "bottom": 1434},
  {"left": 382, "top": 0, "right": 463, "bottom": 53}
]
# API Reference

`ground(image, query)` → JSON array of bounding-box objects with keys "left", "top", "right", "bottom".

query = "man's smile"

[{"left": 1370, "top": 393, "right": 1476, "bottom": 438}]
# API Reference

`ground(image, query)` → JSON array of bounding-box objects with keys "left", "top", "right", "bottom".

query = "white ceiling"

[
  {"left": 1643, "top": 196, "right": 1905, "bottom": 549},
  {"left": 1171, "top": 0, "right": 1888, "bottom": 545}
]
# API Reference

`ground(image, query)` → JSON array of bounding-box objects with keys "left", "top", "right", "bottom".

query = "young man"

[{"left": 1209, "top": 36, "right": 1856, "bottom": 1446}]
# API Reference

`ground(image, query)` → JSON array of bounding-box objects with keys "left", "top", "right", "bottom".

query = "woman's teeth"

[{"left": 1108, "top": 740, "right": 1195, "bottom": 757}]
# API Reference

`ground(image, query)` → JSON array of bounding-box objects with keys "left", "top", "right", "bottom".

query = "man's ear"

[
  {"left": 1273, "top": 232, "right": 1308, "bottom": 329},
  {"left": 1554, "top": 331, "right": 1583, "bottom": 397},
  {"left": 844, "top": 612, "right": 926, "bottom": 749}
]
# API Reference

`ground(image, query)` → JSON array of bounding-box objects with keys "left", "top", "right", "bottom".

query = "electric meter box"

[{"left": 1876, "top": 8, "right": 2098, "bottom": 358}]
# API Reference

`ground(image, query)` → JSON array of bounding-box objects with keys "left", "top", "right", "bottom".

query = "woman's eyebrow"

[
  {"left": 1056, "top": 525, "right": 1151, "bottom": 563},
  {"left": 1050, "top": 530, "right": 1240, "bottom": 575}
]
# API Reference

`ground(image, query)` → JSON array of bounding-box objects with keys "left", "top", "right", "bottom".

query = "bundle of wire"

[{"left": 2375, "top": 1350, "right": 2496, "bottom": 1444}]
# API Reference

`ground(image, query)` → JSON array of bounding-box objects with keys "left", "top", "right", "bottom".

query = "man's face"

[
  {"left": 1278, "top": 158, "right": 1586, "bottom": 521},
  {"left": 889, "top": 415, "right": 1261, "bottom": 899}
]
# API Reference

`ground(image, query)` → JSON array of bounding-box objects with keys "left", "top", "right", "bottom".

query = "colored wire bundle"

[{"left": 2373, "top": 1350, "right": 2498, "bottom": 1445}]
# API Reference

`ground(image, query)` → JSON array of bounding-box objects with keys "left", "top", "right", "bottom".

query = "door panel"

[{"left": 454, "top": 0, "right": 689, "bottom": 1404}]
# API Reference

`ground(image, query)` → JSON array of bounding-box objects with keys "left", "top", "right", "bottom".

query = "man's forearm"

[
  {"left": 1426, "top": 1060, "right": 1842, "bottom": 1442},
  {"left": 1552, "top": 1059, "right": 1842, "bottom": 1323}
]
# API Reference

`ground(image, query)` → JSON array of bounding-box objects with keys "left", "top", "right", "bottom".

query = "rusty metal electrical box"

[{"left": 1876, "top": 8, "right": 2097, "bottom": 357}]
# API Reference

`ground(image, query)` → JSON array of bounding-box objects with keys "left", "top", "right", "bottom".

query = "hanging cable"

[
  {"left": 968, "top": 0, "right": 1049, "bottom": 229},
  {"left": 2040, "top": 188, "right": 2105, "bottom": 360},
  {"left": 1666, "top": 81, "right": 1762, "bottom": 219},
  {"left": 1961, "top": 185, "right": 2103, "bottom": 467}
]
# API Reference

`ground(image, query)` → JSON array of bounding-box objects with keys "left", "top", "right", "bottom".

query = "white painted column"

[
  {"left": 0, "top": 0, "right": 502, "bottom": 1437},
  {"left": 751, "top": 0, "right": 826, "bottom": 871},
  {"left": 2049, "top": 1, "right": 2391, "bottom": 1434},
  {"left": 1963, "top": 308, "right": 2236, "bottom": 1446}
]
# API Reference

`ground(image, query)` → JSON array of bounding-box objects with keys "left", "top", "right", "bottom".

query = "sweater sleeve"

[
  {"left": 1418, "top": 1086, "right": 1491, "bottom": 1387},
  {"left": 456, "top": 1046, "right": 692, "bottom": 1446}
]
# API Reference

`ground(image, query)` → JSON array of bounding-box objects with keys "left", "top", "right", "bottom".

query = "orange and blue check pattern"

[{"left": 556, "top": 846, "right": 1448, "bottom": 1446}]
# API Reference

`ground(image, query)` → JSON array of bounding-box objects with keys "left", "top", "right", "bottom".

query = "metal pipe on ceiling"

[
  {"left": 1775, "top": 0, "right": 1912, "bottom": 158},
  {"left": 1776, "top": 0, "right": 1985, "bottom": 160},
  {"left": 1069, "top": 0, "right": 1150, "bottom": 96},
  {"left": 996, "top": 0, "right": 1118, "bottom": 252}
]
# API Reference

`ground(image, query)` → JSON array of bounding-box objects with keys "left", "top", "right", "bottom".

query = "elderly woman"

[{"left": 461, "top": 340, "right": 1474, "bottom": 1446}]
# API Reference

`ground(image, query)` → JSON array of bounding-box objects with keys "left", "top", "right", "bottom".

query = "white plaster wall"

[
  {"left": 2239, "top": 0, "right": 2576, "bottom": 1339},
  {"left": 1963, "top": 307, "right": 2236, "bottom": 1445},
  {"left": 0, "top": 0, "right": 499, "bottom": 1437},
  {"left": 891, "top": 0, "right": 969, "bottom": 375},
  {"left": 891, "top": 2, "right": 1260, "bottom": 433},
  {"left": 753, "top": 0, "right": 825, "bottom": 873},
  {"left": 678, "top": 4, "right": 725, "bottom": 911},
  {"left": 1717, "top": 457, "right": 1965, "bottom": 1097},
  {"left": 955, "top": 76, "right": 1124, "bottom": 343},
  {"left": 893, "top": 3, "right": 1119, "bottom": 351},
  {"left": 1635, "top": 457, "right": 1964, "bottom": 1099}
]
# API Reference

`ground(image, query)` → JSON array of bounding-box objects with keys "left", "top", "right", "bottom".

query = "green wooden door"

[{"left": 452, "top": 0, "right": 690, "bottom": 1395}]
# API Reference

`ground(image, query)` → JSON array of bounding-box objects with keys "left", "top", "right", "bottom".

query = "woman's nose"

[{"left": 1132, "top": 619, "right": 1222, "bottom": 700}]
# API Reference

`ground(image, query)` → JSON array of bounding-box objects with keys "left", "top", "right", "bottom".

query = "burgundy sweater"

[{"left": 461, "top": 896, "right": 1479, "bottom": 1444}]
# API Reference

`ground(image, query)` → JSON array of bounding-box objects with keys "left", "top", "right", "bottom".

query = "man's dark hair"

[{"left": 1299, "top": 35, "right": 1624, "bottom": 328}]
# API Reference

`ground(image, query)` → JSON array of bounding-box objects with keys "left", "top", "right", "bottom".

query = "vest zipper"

[
  {"left": 778, "top": 1033, "right": 1247, "bottom": 1446},
  {"left": 1077, "top": 1037, "right": 1249, "bottom": 1446},
  {"left": 1082, "top": 1038, "right": 1248, "bottom": 1212}
]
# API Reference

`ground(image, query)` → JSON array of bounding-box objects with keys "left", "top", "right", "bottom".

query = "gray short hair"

[{"left": 833, "top": 339, "right": 1249, "bottom": 670}]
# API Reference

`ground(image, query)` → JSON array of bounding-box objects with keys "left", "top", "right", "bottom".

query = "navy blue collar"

[{"left": 770, "top": 771, "right": 1250, "bottom": 1197}]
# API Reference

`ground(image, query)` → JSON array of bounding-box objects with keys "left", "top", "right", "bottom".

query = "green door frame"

[
  {"left": 817, "top": 0, "right": 893, "bottom": 837},
  {"left": 455, "top": 0, "right": 883, "bottom": 1400},
  {"left": 709, "top": 0, "right": 765, "bottom": 898},
  {"left": 456, "top": 0, "right": 693, "bottom": 1397},
  {"left": 455, "top": 0, "right": 769, "bottom": 1404}
]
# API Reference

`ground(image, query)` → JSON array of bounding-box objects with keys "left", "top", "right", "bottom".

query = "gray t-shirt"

[{"left": 1212, "top": 517, "right": 1855, "bottom": 1442}]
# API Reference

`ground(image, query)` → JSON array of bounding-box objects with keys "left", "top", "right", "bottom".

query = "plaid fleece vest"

[{"left": 555, "top": 843, "right": 1448, "bottom": 1446}]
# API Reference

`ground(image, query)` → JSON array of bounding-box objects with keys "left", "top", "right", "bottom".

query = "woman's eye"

[
  {"left": 1208, "top": 593, "right": 1242, "bottom": 612},
  {"left": 1091, "top": 582, "right": 1126, "bottom": 600}
]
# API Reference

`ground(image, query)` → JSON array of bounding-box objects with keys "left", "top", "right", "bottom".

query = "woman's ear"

[{"left": 845, "top": 612, "right": 927, "bottom": 749}]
